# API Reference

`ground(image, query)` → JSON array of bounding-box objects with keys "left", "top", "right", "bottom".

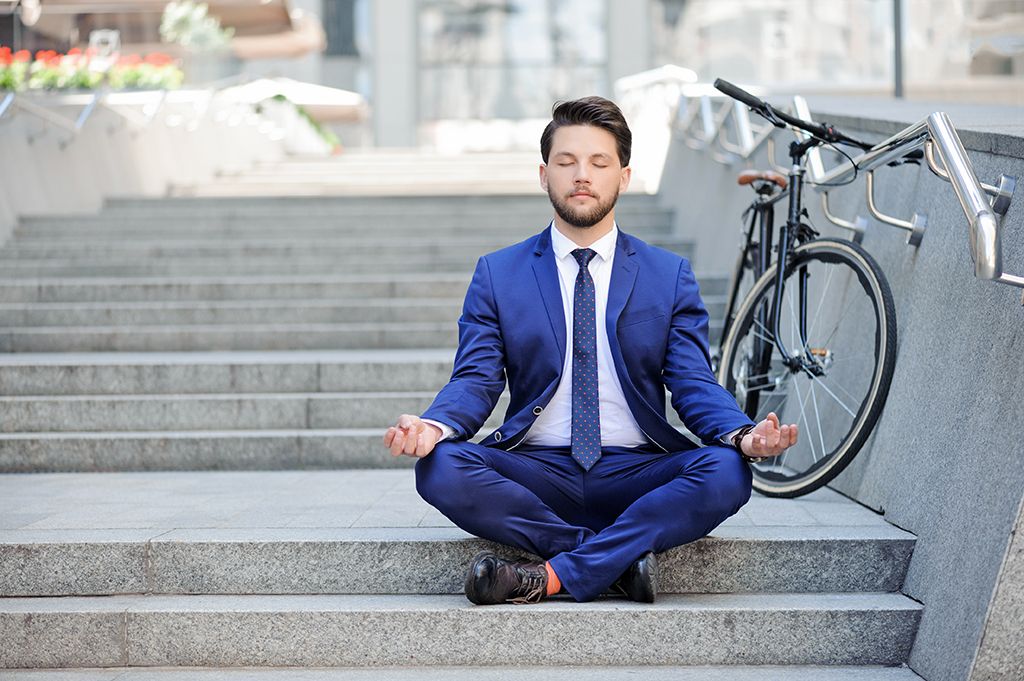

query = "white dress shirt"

[
  {"left": 522, "top": 223, "right": 648, "bottom": 448},
  {"left": 424, "top": 223, "right": 742, "bottom": 449}
]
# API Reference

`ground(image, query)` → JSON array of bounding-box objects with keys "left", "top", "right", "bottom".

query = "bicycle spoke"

[
  {"left": 751, "top": 317, "right": 775, "bottom": 343},
  {"left": 827, "top": 372, "right": 865, "bottom": 406},
  {"left": 802, "top": 371, "right": 857, "bottom": 418},
  {"left": 807, "top": 262, "right": 838, "bottom": 342},
  {"left": 788, "top": 371, "right": 819, "bottom": 464},
  {"left": 809, "top": 380, "right": 826, "bottom": 462}
]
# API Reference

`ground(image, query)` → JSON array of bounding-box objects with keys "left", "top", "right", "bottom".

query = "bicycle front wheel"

[{"left": 718, "top": 238, "right": 897, "bottom": 498}]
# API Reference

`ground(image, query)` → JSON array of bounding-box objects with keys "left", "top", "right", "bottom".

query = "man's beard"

[{"left": 548, "top": 185, "right": 619, "bottom": 228}]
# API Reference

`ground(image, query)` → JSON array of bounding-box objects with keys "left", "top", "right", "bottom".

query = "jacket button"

[
  {"left": 494, "top": 431, "right": 502, "bottom": 442},
  {"left": 533, "top": 406, "right": 543, "bottom": 415}
]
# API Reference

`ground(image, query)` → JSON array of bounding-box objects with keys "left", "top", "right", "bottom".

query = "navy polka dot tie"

[{"left": 571, "top": 248, "right": 601, "bottom": 471}]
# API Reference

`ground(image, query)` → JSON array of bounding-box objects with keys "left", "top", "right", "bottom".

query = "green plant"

[
  {"left": 267, "top": 94, "right": 341, "bottom": 150},
  {"left": 160, "top": 0, "right": 234, "bottom": 52}
]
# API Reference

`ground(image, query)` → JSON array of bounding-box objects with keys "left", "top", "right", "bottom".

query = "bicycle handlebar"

[{"left": 713, "top": 78, "right": 872, "bottom": 151}]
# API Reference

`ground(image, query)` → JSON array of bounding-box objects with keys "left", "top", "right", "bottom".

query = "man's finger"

[
  {"left": 397, "top": 414, "right": 419, "bottom": 430},
  {"left": 390, "top": 429, "right": 406, "bottom": 457},
  {"left": 416, "top": 431, "right": 434, "bottom": 458},
  {"left": 383, "top": 427, "right": 396, "bottom": 448},
  {"left": 403, "top": 425, "right": 420, "bottom": 455}
]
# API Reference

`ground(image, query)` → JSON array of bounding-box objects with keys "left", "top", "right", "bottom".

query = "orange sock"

[{"left": 544, "top": 561, "right": 561, "bottom": 596}]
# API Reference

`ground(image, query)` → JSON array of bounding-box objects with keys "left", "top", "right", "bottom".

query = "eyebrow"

[{"left": 552, "top": 152, "right": 613, "bottom": 161}]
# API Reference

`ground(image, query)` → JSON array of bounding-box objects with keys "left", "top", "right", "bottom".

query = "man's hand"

[
  {"left": 383, "top": 414, "right": 442, "bottom": 459},
  {"left": 742, "top": 412, "right": 798, "bottom": 458}
]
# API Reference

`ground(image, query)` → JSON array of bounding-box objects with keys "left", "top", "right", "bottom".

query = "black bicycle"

[{"left": 712, "top": 79, "right": 899, "bottom": 498}]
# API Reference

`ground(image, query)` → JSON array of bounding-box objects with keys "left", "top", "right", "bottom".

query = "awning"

[
  {"left": 7, "top": 0, "right": 325, "bottom": 59},
  {"left": 219, "top": 77, "right": 367, "bottom": 123}
]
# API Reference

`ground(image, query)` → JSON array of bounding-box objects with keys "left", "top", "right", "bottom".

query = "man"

[{"left": 383, "top": 96, "right": 797, "bottom": 605}]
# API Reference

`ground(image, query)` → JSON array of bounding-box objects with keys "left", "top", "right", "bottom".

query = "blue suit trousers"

[{"left": 415, "top": 441, "right": 753, "bottom": 602}]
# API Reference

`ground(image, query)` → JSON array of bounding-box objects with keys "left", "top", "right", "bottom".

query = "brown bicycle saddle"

[{"left": 737, "top": 170, "right": 788, "bottom": 190}]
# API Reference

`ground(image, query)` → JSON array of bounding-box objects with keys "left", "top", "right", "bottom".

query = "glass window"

[
  {"left": 418, "top": 0, "right": 609, "bottom": 125},
  {"left": 649, "top": 0, "right": 1023, "bottom": 105}
]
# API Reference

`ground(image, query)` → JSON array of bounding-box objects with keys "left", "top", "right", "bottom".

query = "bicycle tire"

[{"left": 717, "top": 238, "right": 897, "bottom": 498}]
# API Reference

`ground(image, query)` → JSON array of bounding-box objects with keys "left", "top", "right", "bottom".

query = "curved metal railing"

[
  {"left": 0, "top": 73, "right": 261, "bottom": 147},
  {"left": 674, "top": 89, "right": 1021, "bottom": 299}
]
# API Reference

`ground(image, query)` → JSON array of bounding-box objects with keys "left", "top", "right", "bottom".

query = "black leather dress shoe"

[
  {"left": 612, "top": 551, "right": 657, "bottom": 603},
  {"left": 464, "top": 550, "right": 549, "bottom": 605}
]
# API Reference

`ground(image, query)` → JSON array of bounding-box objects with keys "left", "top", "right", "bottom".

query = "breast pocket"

[{"left": 618, "top": 307, "right": 666, "bottom": 329}]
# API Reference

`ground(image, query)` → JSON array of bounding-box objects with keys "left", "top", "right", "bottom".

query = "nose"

[{"left": 573, "top": 165, "right": 591, "bottom": 184}]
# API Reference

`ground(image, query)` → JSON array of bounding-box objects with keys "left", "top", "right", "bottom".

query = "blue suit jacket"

[{"left": 422, "top": 226, "right": 755, "bottom": 452}]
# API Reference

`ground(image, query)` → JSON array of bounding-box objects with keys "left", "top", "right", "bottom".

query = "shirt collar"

[{"left": 550, "top": 222, "right": 618, "bottom": 264}]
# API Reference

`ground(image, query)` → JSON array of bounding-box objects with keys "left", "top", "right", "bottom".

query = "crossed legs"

[{"left": 415, "top": 441, "right": 752, "bottom": 602}]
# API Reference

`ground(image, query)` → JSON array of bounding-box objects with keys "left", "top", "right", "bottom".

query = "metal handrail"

[
  {"left": 0, "top": 89, "right": 146, "bottom": 145},
  {"left": 800, "top": 109, "right": 1020, "bottom": 290},
  {"left": 679, "top": 89, "right": 1021, "bottom": 297}
]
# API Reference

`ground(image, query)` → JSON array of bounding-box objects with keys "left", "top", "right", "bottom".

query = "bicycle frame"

[
  {"left": 719, "top": 137, "right": 829, "bottom": 388},
  {"left": 770, "top": 137, "right": 830, "bottom": 376}
]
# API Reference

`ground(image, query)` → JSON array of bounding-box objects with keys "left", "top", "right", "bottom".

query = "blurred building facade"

[
  {"left": 2, "top": 0, "right": 1021, "bottom": 148},
  {"left": 315, "top": 0, "right": 1024, "bottom": 147}
]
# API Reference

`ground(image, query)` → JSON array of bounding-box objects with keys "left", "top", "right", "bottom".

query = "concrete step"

[
  {"left": 0, "top": 592, "right": 921, "bottom": 668},
  {"left": 21, "top": 206, "right": 670, "bottom": 233},
  {"left": 99, "top": 193, "right": 662, "bottom": 214},
  {"left": 0, "top": 320, "right": 722, "bottom": 352},
  {"left": 0, "top": 469, "right": 908, "bottom": 582},
  {"left": 0, "top": 295, "right": 726, "bottom": 328},
  {"left": 2, "top": 234, "right": 689, "bottom": 258},
  {"left": 0, "top": 524, "right": 915, "bottom": 597},
  {"left": 0, "top": 257, "right": 476, "bottom": 278},
  {"left": 0, "top": 428, "right": 406, "bottom": 471},
  {"left": 0, "top": 244, "right": 694, "bottom": 276},
  {"left": 0, "top": 391, "right": 687, "bottom": 433},
  {"left": 0, "top": 323, "right": 459, "bottom": 352},
  {"left": 0, "top": 299, "right": 463, "bottom": 327},
  {"left": 170, "top": 181, "right": 547, "bottom": 197},
  {"left": 0, "top": 391, "right": 473, "bottom": 432},
  {"left": 0, "top": 274, "right": 473, "bottom": 304},
  {"left": 0, "top": 666, "right": 927, "bottom": 680},
  {"left": 0, "top": 275, "right": 726, "bottom": 305},
  {"left": 0, "top": 350, "right": 455, "bottom": 396}
]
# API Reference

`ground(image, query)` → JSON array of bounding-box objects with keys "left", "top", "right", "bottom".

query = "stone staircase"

[{"left": 0, "top": 184, "right": 923, "bottom": 679}]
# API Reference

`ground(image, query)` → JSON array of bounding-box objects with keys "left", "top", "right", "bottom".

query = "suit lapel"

[
  {"left": 606, "top": 230, "right": 638, "bottom": 332},
  {"left": 531, "top": 227, "right": 567, "bottom": 366}
]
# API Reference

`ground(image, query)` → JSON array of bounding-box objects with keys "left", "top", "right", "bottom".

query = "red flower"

[
  {"left": 144, "top": 52, "right": 173, "bottom": 66},
  {"left": 67, "top": 47, "right": 82, "bottom": 56},
  {"left": 13, "top": 49, "right": 30, "bottom": 62},
  {"left": 118, "top": 54, "right": 142, "bottom": 66}
]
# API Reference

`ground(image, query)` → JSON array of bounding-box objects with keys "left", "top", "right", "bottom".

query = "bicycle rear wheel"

[{"left": 717, "top": 238, "right": 897, "bottom": 498}]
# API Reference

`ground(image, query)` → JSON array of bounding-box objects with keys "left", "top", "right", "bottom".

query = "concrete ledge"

[
  {"left": 0, "top": 274, "right": 474, "bottom": 304},
  {"left": 0, "top": 350, "right": 455, "bottom": 395},
  {"left": 0, "top": 665, "right": 927, "bottom": 680},
  {"left": 0, "top": 525, "right": 914, "bottom": 597},
  {"left": 0, "top": 429, "right": 404, "bottom": 472},
  {"left": 0, "top": 323, "right": 458, "bottom": 353},
  {"left": 0, "top": 592, "right": 921, "bottom": 667}
]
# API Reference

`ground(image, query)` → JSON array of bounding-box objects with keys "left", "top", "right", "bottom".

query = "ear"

[
  {"left": 619, "top": 165, "right": 632, "bottom": 193},
  {"left": 539, "top": 163, "right": 548, "bottom": 192}
]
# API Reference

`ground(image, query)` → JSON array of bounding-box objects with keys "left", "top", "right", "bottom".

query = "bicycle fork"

[{"left": 769, "top": 160, "right": 826, "bottom": 379}]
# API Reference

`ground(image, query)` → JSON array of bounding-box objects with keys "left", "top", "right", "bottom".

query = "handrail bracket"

[{"left": 865, "top": 170, "right": 926, "bottom": 247}]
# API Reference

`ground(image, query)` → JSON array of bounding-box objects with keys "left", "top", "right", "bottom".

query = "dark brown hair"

[{"left": 540, "top": 96, "right": 632, "bottom": 167}]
